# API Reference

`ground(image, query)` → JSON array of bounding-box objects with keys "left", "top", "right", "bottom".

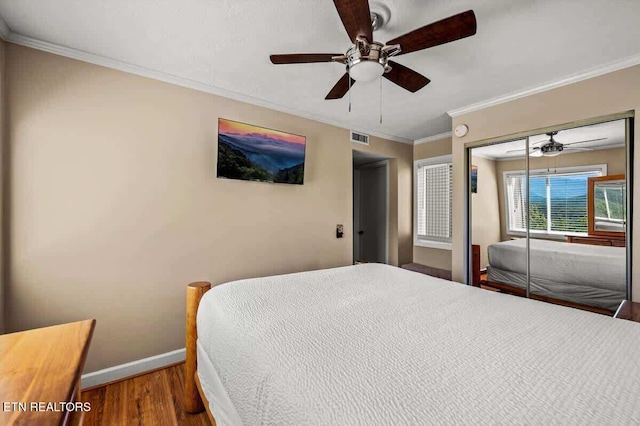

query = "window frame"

[
  {"left": 504, "top": 164, "right": 608, "bottom": 239},
  {"left": 414, "top": 155, "right": 453, "bottom": 250}
]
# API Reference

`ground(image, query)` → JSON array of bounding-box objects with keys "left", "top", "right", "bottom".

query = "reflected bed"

[{"left": 487, "top": 238, "right": 625, "bottom": 311}]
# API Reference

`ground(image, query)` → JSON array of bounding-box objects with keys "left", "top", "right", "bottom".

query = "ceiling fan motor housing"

[
  {"left": 539, "top": 132, "right": 563, "bottom": 156},
  {"left": 540, "top": 141, "right": 564, "bottom": 155},
  {"left": 371, "top": 12, "right": 383, "bottom": 31}
]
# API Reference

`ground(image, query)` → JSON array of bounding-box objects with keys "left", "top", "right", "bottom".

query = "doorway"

[{"left": 353, "top": 150, "right": 389, "bottom": 264}]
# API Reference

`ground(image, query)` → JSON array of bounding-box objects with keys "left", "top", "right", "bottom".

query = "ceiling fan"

[
  {"left": 269, "top": 0, "right": 477, "bottom": 100},
  {"left": 507, "top": 132, "right": 609, "bottom": 157}
]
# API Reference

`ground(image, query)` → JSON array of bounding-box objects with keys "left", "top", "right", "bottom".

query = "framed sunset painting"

[{"left": 217, "top": 118, "right": 306, "bottom": 185}]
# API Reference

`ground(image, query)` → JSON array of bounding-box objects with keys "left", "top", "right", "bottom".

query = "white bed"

[
  {"left": 195, "top": 263, "right": 640, "bottom": 425},
  {"left": 487, "top": 238, "right": 626, "bottom": 311}
]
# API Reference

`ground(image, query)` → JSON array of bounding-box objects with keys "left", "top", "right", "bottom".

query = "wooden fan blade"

[
  {"left": 383, "top": 61, "right": 430, "bottom": 92},
  {"left": 270, "top": 54, "right": 342, "bottom": 64},
  {"left": 506, "top": 147, "right": 539, "bottom": 154},
  {"left": 325, "top": 73, "right": 355, "bottom": 100},
  {"left": 387, "top": 10, "right": 477, "bottom": 56},
  {"left": 531, "top": 139, "right": 548, "bottom": 147},
  {"left": 565, "top": 143, "right": 621, "bottom": 151},
  {"left": 562, "top": 138, "right": 607, "bottom": 147},
  {"left": 333, "top": 0, "right": 373, "bottom": 43}
]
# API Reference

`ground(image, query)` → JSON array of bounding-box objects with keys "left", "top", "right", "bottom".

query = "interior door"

[{"left": 357, "top": 163, "right": 387, "bottom": 263}]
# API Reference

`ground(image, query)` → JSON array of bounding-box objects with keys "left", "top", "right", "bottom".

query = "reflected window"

[
  {"left": 505, "top": 165, "right": 605, "bottom": 236},
  {"left": 594, "top": 182, "right": 626, "bottom": 231}
]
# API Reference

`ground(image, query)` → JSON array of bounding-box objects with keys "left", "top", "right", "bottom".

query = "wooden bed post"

[
  {"left": 185, "top": 281, "right": 212, "bottom": 414},
  {"left": 472, "top": 245, "right": 481, "bottom": 286}
]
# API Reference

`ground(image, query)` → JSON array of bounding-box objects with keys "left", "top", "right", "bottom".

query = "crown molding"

[
  {"left": 5, "top": 21, "right": 639, "bottom": 145},
  {"left": 470, "top": 152, "right": 495, "bottom": 161},
  {"left": 5, "top": 32, "right": 413, "bottom": 145},
  {"left": 414, "top": 131, "right": 452, "bottom": 145},
  {"left": 447, "top": 53, "right": 640, "bottom": 118}
]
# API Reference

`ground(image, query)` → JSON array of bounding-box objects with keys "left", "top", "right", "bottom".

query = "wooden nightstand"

[
  {"left": 0, "top": 320, "right": 96, "bottom": 425},
  {"left": 614, "top": 300, "right": 640, "bottom": 322}
]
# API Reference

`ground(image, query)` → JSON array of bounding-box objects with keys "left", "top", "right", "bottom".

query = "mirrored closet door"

[{"left": 469, "top": 118, "right": 631, "bottom": 315}]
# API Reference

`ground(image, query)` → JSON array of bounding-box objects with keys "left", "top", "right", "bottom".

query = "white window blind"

[
  {"left": 505, "top": 166, "right": 604, "bottom": 235},
  {"left": 416, "top": 162, "right": 452, "bottom": 243},
  {"left": 505, "top": 174, "right": 527, "bottom": 231}
]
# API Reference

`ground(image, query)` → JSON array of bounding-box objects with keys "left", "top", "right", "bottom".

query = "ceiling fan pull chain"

[
  {"left": 379, "top": 76, "right": 382, "bottom": 124},
  {"left": 348, "top": 75, "right": 352, "bottom": 113}
]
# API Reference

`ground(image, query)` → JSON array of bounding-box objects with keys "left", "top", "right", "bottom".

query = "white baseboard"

[{"left": 81, "top": 348, "right": 186, "bottom": 389}]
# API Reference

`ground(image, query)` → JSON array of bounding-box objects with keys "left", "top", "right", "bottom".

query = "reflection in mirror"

[
  {"left": 469, "top": 138, "right": 528, "bottom": 298},
  {"left": 468, "top": 118, "right": 630, "bottom": 316}
]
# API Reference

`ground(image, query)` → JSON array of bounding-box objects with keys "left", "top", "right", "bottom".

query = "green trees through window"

[
  {"left": 594, "top": 186, "right": 626, "bottom": 220},
  {"left": 507, "top": 168, "right": 604, "bottom": 235}
]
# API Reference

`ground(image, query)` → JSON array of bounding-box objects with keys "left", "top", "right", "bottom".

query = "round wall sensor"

[{"left": 454, "top": 124, "right": 469, "bottom": 138}]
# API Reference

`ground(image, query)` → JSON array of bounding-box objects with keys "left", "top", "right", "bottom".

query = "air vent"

[{"left": 350, "top": 131, "right": 369, "bottom": 145}]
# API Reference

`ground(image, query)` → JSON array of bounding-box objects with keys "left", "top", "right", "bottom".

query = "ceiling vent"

[{"left": 350, "top": 131, "right": 370, "bottom": 145}]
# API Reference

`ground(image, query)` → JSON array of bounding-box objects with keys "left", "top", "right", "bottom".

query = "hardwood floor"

[{"left": 83, "top": 363, "right": 210, "bottom": 426}]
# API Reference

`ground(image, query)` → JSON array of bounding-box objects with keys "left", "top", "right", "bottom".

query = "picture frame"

[{"left": 217, "top": 118, "right": 306, "bottom": 184}]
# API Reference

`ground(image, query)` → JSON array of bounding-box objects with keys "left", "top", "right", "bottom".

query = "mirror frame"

[{"left": 588, "top": 174, "right": 626, "bottom": 237}]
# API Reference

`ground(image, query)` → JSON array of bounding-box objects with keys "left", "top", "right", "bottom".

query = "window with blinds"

[
  {"left": 505, "top": 166, "right": 605, "bottom": 235},
  {"left": 415, "top": 158, "right": 452, "bottom": 247}
]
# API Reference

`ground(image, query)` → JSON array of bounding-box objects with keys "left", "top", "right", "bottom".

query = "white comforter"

[{"left": 197, "top": 264, "right": 640, "bottom": 425}]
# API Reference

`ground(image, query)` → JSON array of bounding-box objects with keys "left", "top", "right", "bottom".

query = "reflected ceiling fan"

[
  {"left": 507, "top": 132, "right": 610, "bottom": 157},
  {"left": 269, "top": 0, "right": 477, "bottom": 99}
]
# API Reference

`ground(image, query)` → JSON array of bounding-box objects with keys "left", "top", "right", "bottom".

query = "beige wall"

[
  {"left": 451, "top": 65, "right": 640, "bottom": 299},
  {"left": 414, "top": 138, "right": 452, "bottom": 160},
  {"left": 4, "top": 44, "right": 412, "bottom": 372},
  {"left": 412, "top": 138, "right": 453, "bottom": 270},
  {"left": 470, "top": 155, "right": 501, "bottom": 269},
  {"left": 495, "top": 147, "right": 625, "bottom": 241}
]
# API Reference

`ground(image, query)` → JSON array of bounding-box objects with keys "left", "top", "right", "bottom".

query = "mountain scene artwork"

[{"left": 217, "top": 118, "right": 306, "bottom": 184}]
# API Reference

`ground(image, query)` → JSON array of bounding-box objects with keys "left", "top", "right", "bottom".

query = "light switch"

[{"left": 336, "top": 224, "right": 344, "bottom": 238}]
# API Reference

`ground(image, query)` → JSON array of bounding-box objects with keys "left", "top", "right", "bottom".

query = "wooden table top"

[{"left": 0, "top": 319, "right": 95, "bottom": 425}]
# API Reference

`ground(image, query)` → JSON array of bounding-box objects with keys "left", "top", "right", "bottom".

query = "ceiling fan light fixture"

[
  {"left": 541, "top": 149, "right": 561, "bottom": 157},
  {"left": 348, "top": 60, "right": 384, "bottom": 82}
]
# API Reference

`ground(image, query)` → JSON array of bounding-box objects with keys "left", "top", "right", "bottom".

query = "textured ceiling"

[{"left": 1, "top": 0, "right": 639, "bottom": 141}]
